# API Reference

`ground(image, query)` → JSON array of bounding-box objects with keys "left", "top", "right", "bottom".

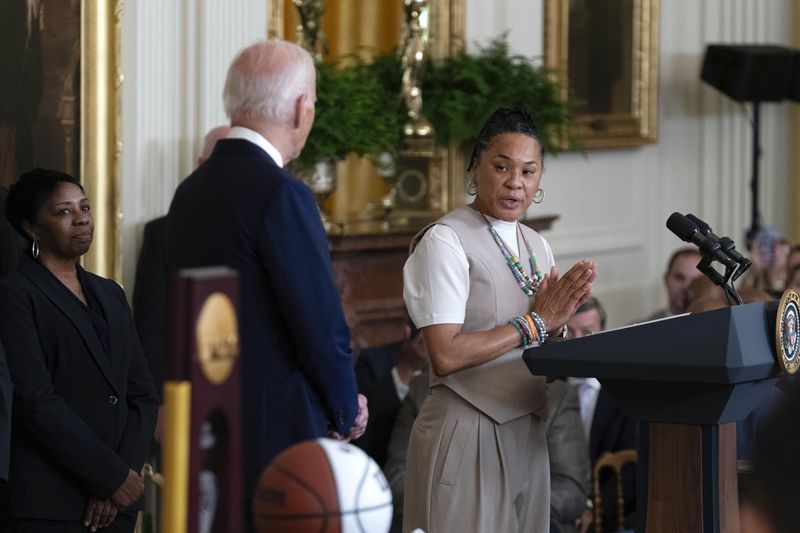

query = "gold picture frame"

[
  {"left": 267, "top": 0, "right": 467, "bottom": 221},
  {"left": 545, "top": 0, "right": 660, "bottom": 149},
  {"left": 82, "top": 0, "right": 123, "bottom": 280}
]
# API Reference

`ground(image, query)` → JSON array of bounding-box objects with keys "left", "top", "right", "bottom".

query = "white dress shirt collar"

[{"left": 228, "top": 126, "right": 284, "bottom": 168}]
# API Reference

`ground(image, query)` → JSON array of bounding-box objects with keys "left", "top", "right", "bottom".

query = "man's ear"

[{"left": 292, "top": 93, "right": 308, "bottom": 129}]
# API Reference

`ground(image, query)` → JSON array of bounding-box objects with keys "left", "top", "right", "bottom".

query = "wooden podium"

[{"left": 524, "top": 301, "right": 784, "bottom": 533}]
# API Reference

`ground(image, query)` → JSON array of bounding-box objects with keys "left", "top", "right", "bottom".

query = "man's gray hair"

[{"left": 223, "top": 40, "right": 315, "bottom": 124}]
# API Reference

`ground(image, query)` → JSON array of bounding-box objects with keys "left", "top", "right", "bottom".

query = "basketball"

[{"left": 253, "top": 438, "right": 393, "bottom": 533}]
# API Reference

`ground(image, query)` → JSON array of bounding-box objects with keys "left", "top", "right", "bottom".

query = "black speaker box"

[
  {"left": 701, "top": 44, "right": 794, "bottom": 102},
  {"left": 788, "top": 52, "right": 800, "bottom": 101}
]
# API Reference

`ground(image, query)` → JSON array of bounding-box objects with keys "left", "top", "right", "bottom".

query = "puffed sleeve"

[{"left": 403, "top": 224, "right": 470, "bottom": 328}]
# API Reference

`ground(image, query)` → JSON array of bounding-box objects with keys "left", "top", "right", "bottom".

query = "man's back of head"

[{"left": 223, "top": 39, "right": 315, "bottom": 127}]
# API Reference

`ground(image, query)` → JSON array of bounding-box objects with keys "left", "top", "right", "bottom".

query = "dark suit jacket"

[
  {"left": 132, "top": 216, "right": 168, "bottom": 398},
  {"left": 0, "top": 254, "right": 158, "bottom": 521},
  {"left": 166, "top": 138, "right": 358, "bottom": 498},
  {"left": 0, "top": 340, "right": 11, "bottom": 483},
  {"left": 590, "top": 388, "right": 638, "bottom": 532},
  {"left": 354, "top": 341, "right": 404, "bottom": 466}
]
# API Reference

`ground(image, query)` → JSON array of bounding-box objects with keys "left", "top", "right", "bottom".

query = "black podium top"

[{"left": 524, "top": 302, "right": 783, "bottom": 424}]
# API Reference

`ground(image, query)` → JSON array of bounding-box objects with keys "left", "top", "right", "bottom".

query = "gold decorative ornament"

[
  {"left": 195, "top": 292, "right": 240, "bottom": 385},
  {"left": 293, "top": 0, "right": 328, "bottom": 61},
  {"left": 400, "top": 0, "right": 433, "bottom": 140},
  {"left": 776, "top": 289, "right": 800, "bottom": 375},
  {"left": 267, "top": 0, "right": 467, "bottom": 219}
]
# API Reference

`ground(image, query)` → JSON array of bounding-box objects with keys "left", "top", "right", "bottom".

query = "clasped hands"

[
  {"left": 532, "top": 260, "right": 598, "bottom": 334},
  {"left": 84, "top": 468, "right": 145, "bottom": 531}
]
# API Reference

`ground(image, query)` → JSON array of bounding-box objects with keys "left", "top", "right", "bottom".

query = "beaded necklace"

[{"left": 475, "top": 207, "right": 543, "bottom": 296}]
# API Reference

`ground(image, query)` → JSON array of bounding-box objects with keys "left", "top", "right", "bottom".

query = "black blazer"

[
  {"left": 0, "top": 340, "right": 11, "bottom": 483},
  {"left": 0, "top": 255, "right": 158, "bottom": 521},
  {"left": 166, "top": 138, "right": 358, "bottom": 498},
  {"left": 132, "top": 215, "right": 168, "bottom": 397}
]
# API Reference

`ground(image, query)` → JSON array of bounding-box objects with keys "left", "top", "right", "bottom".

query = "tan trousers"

[{"left": 403, "top": 386, "right": 550, "bottom": 533}]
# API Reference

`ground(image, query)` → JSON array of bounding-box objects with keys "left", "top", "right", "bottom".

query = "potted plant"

[
  {"left": 422, "top": 37, "right": 575, "bottom": 153},
  {"left": 293, "top": 57, "right": 407, "bottom": 217}
]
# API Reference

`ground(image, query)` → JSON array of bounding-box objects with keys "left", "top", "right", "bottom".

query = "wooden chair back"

[{"left": 593, "top": 448, "right": 638, "bottom": 532}]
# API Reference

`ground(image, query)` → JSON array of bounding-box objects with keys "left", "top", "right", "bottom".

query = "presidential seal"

[{"left": 776, "top": 289, "right": 800, "bottom": 374}]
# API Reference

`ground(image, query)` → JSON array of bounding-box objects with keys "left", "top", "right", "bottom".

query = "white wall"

[
  {"left": 468, "top": 0, "right": 795, "bottom": 326},
  {"left": 120, "top": 0, "right": 267, "bottom": 291},
  {"left": 119, "top": 1, "right": 795, "bottom": 326}
]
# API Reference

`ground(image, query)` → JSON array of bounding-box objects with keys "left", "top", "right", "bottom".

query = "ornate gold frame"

[
  {"left": 81, "top": 0, "right": 122, "bottom": 280},
  {"left": 545, "top": 0, "right": 660, "bottom": 149},
  {"left": 267, "top": 0, "right": 467, "bottom": 216}
]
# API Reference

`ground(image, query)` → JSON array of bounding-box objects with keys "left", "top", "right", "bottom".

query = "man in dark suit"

[
  {"left": 567, "top": 297, "right": 638, "bottom": 533},
  {"left": 165, "top": 39, "right": 367, "bottom": 518},
  {"left": 354, "top": 321, "right": 427, "bottom": 467}
]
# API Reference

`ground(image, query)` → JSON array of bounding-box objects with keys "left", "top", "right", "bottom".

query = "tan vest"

[{"left": 410, "top": 207, "right": 549, "bottom": 423}]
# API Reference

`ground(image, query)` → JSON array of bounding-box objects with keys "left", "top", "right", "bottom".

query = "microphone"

[
  {"left": 666, "top": 213, "right": 739, "bottom": 271},
  {"left": 685, "top": 213, "right": 752, "bottom": 273}
]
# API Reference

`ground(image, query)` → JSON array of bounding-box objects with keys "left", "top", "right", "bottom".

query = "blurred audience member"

[
  {"left": 742, "top": 230, "right": 791, "bottom": 296},
  {"left": 646, "top": 248, "right": 702, "bottom": 320},
  {"left": 384, "top": 368, "right": 590, "bottom": 533},
  {"left": 568, "top": 297, "right": 638, "bottom": 533},
  {"left": 784, "top": 264, "right": 800, "bottom": 293},
  {"left": 354, "top": 319, "right": 428, "bottom": 467}
]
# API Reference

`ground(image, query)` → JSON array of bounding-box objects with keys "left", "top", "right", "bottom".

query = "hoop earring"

[
  {"left": 467, "top": 178, "right": 477, "bottom": 196},
  {"left": 533, "top": 188, "right": 545, "bottom": 204},
  {"left": 31, "top": 239, "right": 40, "bottom": 259}
]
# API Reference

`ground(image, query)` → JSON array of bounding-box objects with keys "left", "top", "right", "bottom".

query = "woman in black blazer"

[{"left": 0, "top": 169, "right": 158, "bottom": 532}]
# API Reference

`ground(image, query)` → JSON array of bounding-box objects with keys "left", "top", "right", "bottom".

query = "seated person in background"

[
  {"left": 385, "top": 368, "right": 590, "bottom": 533},
  {"left": 354, "top": 319, "right": 428, "bottom": 467},
  {"left": 785, "top": 264, "right": 800, "bottom": 292},
  {"left": 567, "top": 297, "right": 638, "bottom": 533},
  {"left": 741, "top": 380, "right": 800, "bottom": 533},
  {"left": 646, "top": 247, "right": 702, "bottom": 320},
  {"left": 741, "top": 231, "right": 791, "bottom": 296}
]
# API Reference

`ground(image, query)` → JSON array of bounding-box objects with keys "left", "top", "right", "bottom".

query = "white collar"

[
  {"left": 568, "top": 377, "right": 601, "bottom": 390},
  {"left": 228, "top": 126, "right": 284, "bottom": 168}
]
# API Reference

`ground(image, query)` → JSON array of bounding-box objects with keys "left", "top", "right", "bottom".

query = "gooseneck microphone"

[
  {"left": 666, "top": 213, "right": 739, "bottom": 271},
  {"left": 666, "top": 212, "right": 746, "bottom": 305},
  {"left": 685, "top": 213, "right": 752, "bottom": 277}
]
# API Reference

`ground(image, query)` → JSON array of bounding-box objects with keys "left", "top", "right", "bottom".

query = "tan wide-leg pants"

[{"left": 402, "top": 386, "right": 550, "bottom": 533}]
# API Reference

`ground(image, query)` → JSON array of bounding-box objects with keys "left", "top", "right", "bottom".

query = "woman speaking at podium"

[
  {"left": 402, "top": 108, "right": 597, "bottom": 533},
  {"left": 0, "top": 169, "right": 158, "bottom": 532}
]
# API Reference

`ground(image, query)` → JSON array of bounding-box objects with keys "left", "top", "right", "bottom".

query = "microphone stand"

[{"left": 696, "top": 256, "right": 743, "bottom": 306}]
